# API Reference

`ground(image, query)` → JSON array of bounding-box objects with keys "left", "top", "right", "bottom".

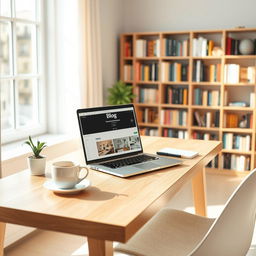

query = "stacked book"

[
  {"left": 194, "top": 88, "right": 220, "bottom": 106},
  {"left": 193, "top": 61, "right": 221, "bottom": 82},
  {"left": 162, "top": 38, "right": 189, "bottom": 56},
  {"left": 162, "top": 128, "right": 188, "bottom": 139},
  {"left": 223, "top": 92, "right": 255, "bottom": 107},
  {"left": 140, "top": 128, "right": 158, "bottom": 136},
  {"left": 161, "top": 62, "right": 188, "bottom": 82},
  {"left": 192, "top": 132, "right": 218, "bottom": 140},
  {"left": 165, "top": 86, "right": 188, "bottom": 104},
  {"left": 224, "top": 113, "right": 252, "bottom": 128},
  {"left": 124, "top": 64, "right": 133, "bottom": 81},
  {"left": 160, "top": 109, "right": 187, "bottom": 126},
  {"left": 223, "top": 154, "right": 250, "bottom": 171},
  {"left": 226, "top": 37, "right": 256, "bottom": 55},
  {"left": 224, "top": 64, "right": 256, "bottom": 84},
  {"left": 138, "top": 87, "right": 158, "bottom": 103},
  {"left": 135, "top": 62, "right": 159, "bottom": 81},
  {"left": 136, "top": 39, "right": 160, "bottom": 57},
  {"left": 192, "top": 37, "right": 215, "bottom": 57},
  {"left": 124, "top": 41, "right": 132, "bottom": 57},
  {"left": 193, "top": 111, "right": 219, "bottom": 127},
  {"left": 223, "top": 133, "right": 251, "bottom": 151}
]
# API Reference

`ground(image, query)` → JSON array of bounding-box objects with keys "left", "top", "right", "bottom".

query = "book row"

[
  {"left": 194, "top": 88, "right": 220, "bottom": 106},
  {"left": 135, "top": 62, "right": 159, "bottom": 81},
  {"left": 124, "top": 41, "right": 132, "bottom": 57},
  {"left": 140, "top": 127, "right": 159, "bottom": 136},
  {"left": 193, "top": 111, "right": 220, "bottom": 127},
  {"left": 137, "top": 87, "right": 158, "bottom": 104},
  {"left": 136, "top": 39, "right": 160, "bottom": 57},
  {"left": 207, "top": 156, "right": 218, "bottom": 168},
  {"left": 138, "top": 108, "right": 158, "bottom": 123},
  {"left": 160, "top": 109, "right": 187, "bottom": 126},
  {"left": 161, "top": 62, "right": 189, "bottom": 82},
  {"left": 162, "top": 38, "right": 189, "bottom": 56},
  {"left": 192, "top": 37, "right": 215, "bottom": 57},
  {"left": 224, "top": 113, "right": 252, "bottom": 128},
  {"left": 223, "top": 154, "right": 250, "bottom": 171},
  {"left": 162, "top": 128, "right": 188, "bottom": 139},
  {"left": 226, "top": 37, "right": 256, "bottom": 55},
  {"left": 223, "top": 133, "right": 251, "bottom": 151},
  {"left": 192, "top": 132, "right": 218, "bottom": 141},
  {"left": 165, "top": 86, "right": 188, "bottom": 104},
  {"left": 124, "top": 64, "right": 133, "bottom": 81},
  {"left": 193, "top": 61, "right": 221, "bottom": 82},
  {"left": 224, "top": 64, "right": 256, "bottom": 84}
]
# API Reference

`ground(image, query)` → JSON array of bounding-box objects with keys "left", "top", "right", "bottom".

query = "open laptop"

[{"left": 77, "top": 104, "right": 182, "bottom": 177}]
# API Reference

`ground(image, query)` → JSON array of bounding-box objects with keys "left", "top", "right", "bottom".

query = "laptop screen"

[{"left": 77, "top": 104, "right": 143, "bottom": 164}]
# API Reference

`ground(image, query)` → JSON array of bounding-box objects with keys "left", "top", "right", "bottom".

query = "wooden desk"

[{"left": 0, "top": 136, "right": 221, "bottom": 256}]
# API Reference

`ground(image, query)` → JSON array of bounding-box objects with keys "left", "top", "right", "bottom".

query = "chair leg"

[
  {"left": 0, "top": 222, "right": 6, "bottom": 256},
  {"left": 192, "top": 167, "right": 207, "bottom": 217}
]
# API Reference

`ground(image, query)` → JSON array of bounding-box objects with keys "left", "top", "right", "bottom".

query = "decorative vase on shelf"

[{"left": 239, "top": 39, "right": 254, "bottom": 55}]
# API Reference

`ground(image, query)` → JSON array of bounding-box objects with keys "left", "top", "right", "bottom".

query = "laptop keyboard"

[{"left": 102, "top": 154, "right": 158, "bottom": 169}]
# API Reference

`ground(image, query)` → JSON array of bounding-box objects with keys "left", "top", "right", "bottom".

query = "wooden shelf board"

[
  {"left": 161, "top": 104, "right": 188, "bottom": 109},
  {"left": 123, "top": 57, "right": 133, "bottom": 60},
  {"left": 222, "top": 128, "right": 253, "bottom": 133},
  {"left": 225, "top": 55, "right": 256, "bottom": 59},
  {"left": 223, "top": 106, "right": 254, "bottom": 111},
  {"left": 191, "top": 105, "right": 220, "bottom": 110},
  {"left": 224, "top": 83, "right": 255, "bottom": 87},
  {"left": 124, "top": 80, "right": 134, "bottom": 84},
  {"left": 192, "top": 56, "right": 222, "bottom": 60},
  {"left": 192, "top": 82, "right": 221, "bottom": 86},
  {"left": 161, "top": 81, "right": 189, "bottom": 85},
  {"left": 222, "top": 149, "right": 252, "bottom": 155},
  {"left": 191, "top": 126, "right": 219, "bottom": 131},
  {"left": 135, "top": 57, "right": 159, "bottom": 60},
  {"left": 161, "top": 125, "right": 188, "bottom": 129},
  {"left": 138, "top": 122, "right": 159, "bottom": 127},
  {"left": 161, "top": 56, "right": 189, "bottom": 60},
  {"left": 135, "top": 103, "right": 159, "bottom": 107},
  {"left": 136, "top": 81, "right": 160, "bottom": 84}
]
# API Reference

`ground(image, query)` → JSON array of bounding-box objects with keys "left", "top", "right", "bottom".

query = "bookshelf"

[{"left": 120, "top": 28, "right": 256, "bottom": 174}]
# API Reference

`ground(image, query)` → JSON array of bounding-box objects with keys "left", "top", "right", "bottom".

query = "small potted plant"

[
  {"left": 107, "top": 80, "right": 136, "bottom": 105},
  {"left": 24, "top": 136, "right": 47, "bottom": 176}
]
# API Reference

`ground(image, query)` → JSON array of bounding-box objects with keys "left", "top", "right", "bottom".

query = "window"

[{"left": 0, "top": 0, "right": 46, "bottom": 143}]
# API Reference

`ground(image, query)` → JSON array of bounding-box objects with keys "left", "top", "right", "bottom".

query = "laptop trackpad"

[{"left": 135, "top": 162, "right": 160, "bottom": 169}]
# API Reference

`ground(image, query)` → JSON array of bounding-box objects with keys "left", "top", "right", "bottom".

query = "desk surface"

[{"left": 0, "top": 137, "right": 221, "bottom": 246}]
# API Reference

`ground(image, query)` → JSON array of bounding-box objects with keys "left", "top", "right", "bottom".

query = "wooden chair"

[{"left": 115, "top": 169, "right": 256, "bottom": 256}]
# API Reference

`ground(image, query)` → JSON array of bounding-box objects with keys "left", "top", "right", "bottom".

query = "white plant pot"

[{"left": 27, "top": 156, "right": 46, "bottom": 176}]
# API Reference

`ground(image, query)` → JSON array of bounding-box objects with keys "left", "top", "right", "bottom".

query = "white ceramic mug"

[{"left": 51, "top": 161, "right": 89, "bottom": 189}]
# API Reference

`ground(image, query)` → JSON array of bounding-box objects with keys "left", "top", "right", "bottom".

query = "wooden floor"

[{"left": 4, "top": 172, "right": 256, "bottom": 256}]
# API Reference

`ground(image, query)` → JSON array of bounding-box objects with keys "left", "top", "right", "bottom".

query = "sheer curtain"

[
  {"left": 49, "top": 0, "right": 103, "bottom": 134},
  {"left": 78, "top": 0, "right": 103, "bottom": 108}
]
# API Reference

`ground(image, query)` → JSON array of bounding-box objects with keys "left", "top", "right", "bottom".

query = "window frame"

[{"left": 0, "top": 0, "right": 46, "bottom": 144}]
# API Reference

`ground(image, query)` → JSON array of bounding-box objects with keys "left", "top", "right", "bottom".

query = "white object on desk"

[{"left": 156, "top": 148, "right": 198, "bottom": 159}]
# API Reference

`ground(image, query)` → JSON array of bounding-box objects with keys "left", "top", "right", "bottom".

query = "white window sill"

[
  {"left": 1, "top": 134, "right": 81, "bottom": 178},
  {"left": 2, "top": 134, "right": 76, "bottom": 161}
]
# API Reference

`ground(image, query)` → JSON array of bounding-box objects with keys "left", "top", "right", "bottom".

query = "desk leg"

[
  {"left": 192, "top": 167, "right": 207, "bottom": 217},
  {"left": 0, "top": 222, "right": 6, "bottom": 256},
  {"left": 87, "top": 238, "right": 113, "bottom": 256}
]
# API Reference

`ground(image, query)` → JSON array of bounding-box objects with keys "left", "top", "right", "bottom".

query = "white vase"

[{"left": 27, "top": 156, "right": 46, "bottom": 176}]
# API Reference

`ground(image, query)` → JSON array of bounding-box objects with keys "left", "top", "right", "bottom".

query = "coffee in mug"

[{"left": 51, "top": 161, "right": 89, "bottom": 189}]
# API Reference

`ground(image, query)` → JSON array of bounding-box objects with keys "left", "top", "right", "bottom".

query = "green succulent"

[
  {"left": 107, "top": 80, "right": 136, "bottom": 105},
  {"left": 24, "top": 136, "right": 47, "bottom": 158}
]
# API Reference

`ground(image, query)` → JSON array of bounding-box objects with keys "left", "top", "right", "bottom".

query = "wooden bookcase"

[{"left": 120, "top": 28, "right": 256, "bottom": 175}]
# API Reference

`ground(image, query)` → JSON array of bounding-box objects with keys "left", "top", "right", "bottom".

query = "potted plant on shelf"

[
  {"left": 107, "top": 80, "right": 136, "bottom": 105},
  {"left": 24, "top": 136, "right": 47, "bottom": 176}
]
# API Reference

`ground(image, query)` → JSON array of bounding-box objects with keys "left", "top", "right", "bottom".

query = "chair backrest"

[{"left": 191, "top": 168, "right": 256, "bottom": 256}]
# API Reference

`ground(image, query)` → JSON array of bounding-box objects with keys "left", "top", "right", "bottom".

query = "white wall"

[
  {"left": 122, "top": 0, "right": 256, "bottom": 32},
  {"left": 99, "top": 0, "right": 124, "bottom": 104},
  {"left": 99, "top": 0, "right": 256, "bottom": 98}
]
